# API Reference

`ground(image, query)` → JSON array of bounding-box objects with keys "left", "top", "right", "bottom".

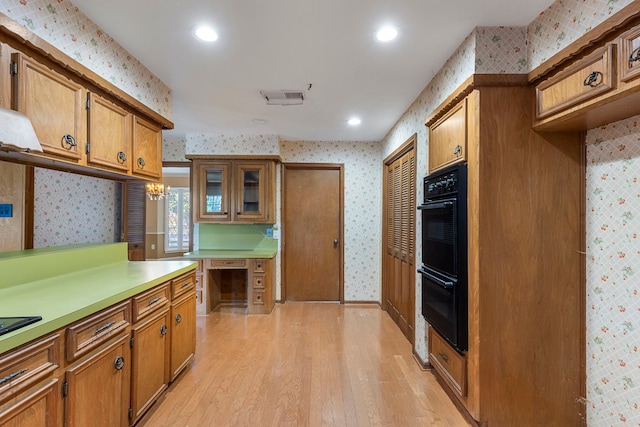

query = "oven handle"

[
  {"left": 418, "top": 201, "right": 453, "bottom": 210},
  {"left": 418, "top": 268, "right": 454, "bottom": 289}
]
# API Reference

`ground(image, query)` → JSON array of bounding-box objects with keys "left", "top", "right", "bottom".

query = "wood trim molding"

[
  {"left": 412, "top": 350, "right": 432, "bottom": 371},
  {"left": 185, "top": 154, "right": 282, "bottom": 162},
  {"left": 424, "top": 74, "right": 528, "bottom": 127},
  {"left": 527, "top": 2, "right": 640, "bottom": 84},
  {"left": 383, "top": 133, "right": 417, "bottom": 165},
  {"left": 0, "top": 12, "right": 173, "bottom": 130},
  {"left": 23, "top": 165, "right": 34, "bottom": 249}
]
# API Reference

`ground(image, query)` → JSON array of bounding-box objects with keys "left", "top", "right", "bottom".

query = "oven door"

[
  {"left": 418, "top": 197, "right": 457, "bottom": 277},
  {"left": 419, "top": 266, "right": 467, "bottom": 351}
]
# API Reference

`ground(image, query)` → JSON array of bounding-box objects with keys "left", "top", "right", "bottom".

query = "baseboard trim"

[
  {"left": 412, "top": 350, "right": 432, "bottom": 371},
  {"left": 431, "top": 368, "right": 481, "bottom": 427}
]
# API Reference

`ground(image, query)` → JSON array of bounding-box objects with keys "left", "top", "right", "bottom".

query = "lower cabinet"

[
  {"left": 170, "top": 293, "right": 196, "bottom": 381},
  {"left": 130, "top": 308, "right": 170, "bottom": 424},
  {"left": 0, "top": 379, "right": 59, "bottom": 427},
  {"left": 64, "top": 334, "right": 131, "bottom": 427}
]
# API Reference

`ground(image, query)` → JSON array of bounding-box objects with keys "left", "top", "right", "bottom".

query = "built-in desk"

[{"left": 183, "top": 250, "right": 277, "bottom": 315}]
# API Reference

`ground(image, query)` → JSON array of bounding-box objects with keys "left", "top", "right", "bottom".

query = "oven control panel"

[{"left": 423, "top": 165, "right": 464, "bottom": 200}]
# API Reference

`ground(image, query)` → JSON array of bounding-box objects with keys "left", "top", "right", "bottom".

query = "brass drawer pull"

[
  {"left": 117, "top": 151, "right": 127, "bottom": 164},
  {"left": 94, "top": 321, "right": 116, "bottom": 334},
  {"left": 453, "top": 144, "right": 462, "bottom": 156},
  {"left": 148, "top": 297, "right": 161, "bottom": 306},
  {"left": 175, "top": 314, "right": 182, "bottom": 324},
  {"left": 61, "top": 134, "right": 77, "bottom": 149},
  {"left": 114, "top": 356, "right": 125, "bottom": 371},
  {"left": 181, "top": 281, "right": 191, "bottom": 288},
  {"left": 438, "top": 352, "right": 449, "bottom": 363},
  {"left": 0, "top": 368, "right": 28, "bottom": 385},
  {"left": 583, "top": 71, "right": 603, "bottom": 87},
  {"left": 137, "top": 157, "right": 145, "bottom": 168},
  {"left": 160, "top": 325, "right": 167, "bottom": 336}
]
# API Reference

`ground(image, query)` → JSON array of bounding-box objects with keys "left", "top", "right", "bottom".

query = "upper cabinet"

[
  {"left": 0, "top": 17, "right": 172, "bottom": 181},
  {"left": 192, "top": 159, "right": 276, "bottom": 224},
  {"left": 427, "top": 97, "right": 467, "bottom": 173},
  {"left": 132, "top": 116, "right": 163, "bottom": 180},
  {"left": 532, "top": 20, "right": 640, "bottom": 131},
  {"left": 11, "top": 53, "right": 85, "bottom": 162},
  {"left": 86, "top": 92, "right": 131, "bottom": 173}
]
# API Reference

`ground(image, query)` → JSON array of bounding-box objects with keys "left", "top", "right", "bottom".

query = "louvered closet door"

[{"left": 383, "top": 144, "right": 416, "bottom": 343}]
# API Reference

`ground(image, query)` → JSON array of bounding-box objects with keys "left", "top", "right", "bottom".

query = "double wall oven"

[{"left": 418, "top": 163, "right": 468, "bottom": 351}]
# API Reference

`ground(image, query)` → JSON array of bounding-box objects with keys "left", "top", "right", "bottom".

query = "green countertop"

[
  {"left": 0, "top": 243, "right": 197, "bottom": 354},
  {"left": 183, "top": 248, "right": 277, "bottom": 259}
]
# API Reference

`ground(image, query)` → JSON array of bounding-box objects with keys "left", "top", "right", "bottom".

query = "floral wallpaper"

[
  {"left": 186, "top": 133, "right": 280, "bottom": 156},
  {"left": 2, "top": 0, "right": 172, "bottom": 118},
  {"left": 527, "top": 0, "right": 635, "bottom": 71},
  {"left": 33, "top": 168, "right": 118, "bottom": 248},
  {"left": 162, "top": 136, "right": 187, "bottom": 162},
  {"left": 586, "top": 116, "right": 640, "bottom": 426}
]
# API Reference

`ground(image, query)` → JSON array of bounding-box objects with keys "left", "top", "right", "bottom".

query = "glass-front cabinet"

[{"left": 192, "top": 159, "right": 275, "bottom": 223}]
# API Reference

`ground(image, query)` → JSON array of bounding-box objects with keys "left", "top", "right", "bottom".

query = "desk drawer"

[
  {"left": 132, "top": 284, "right": 169, "bottom": 323},
  {"left": 0, "top": 334, "right": 60, "bottom": 403},
  {"left": 208, "top": 259, "right": 247, "bottom": 268},
  {"left": 429, "top": 327, "right": 466, "bottom": 398},
  {"left": 171, "top": 272, "right": 196, "bottom": 300},
  {"left": 66, "top": 301, "right": 130, "bottom": 362}
]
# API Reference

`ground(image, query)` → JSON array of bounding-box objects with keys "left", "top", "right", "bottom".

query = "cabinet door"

[
  {"left": 86, "top": 92, "right": 131, "bottom": 172},
  {"left": 0, "top": 379, "right": 58, "bottom": 427},
  {"left": 132, "top": 116, "right": 162, "bottom": 180},
  {"left": 619, "top": 24, "right": 640, "bottom": 83},
  {"left": 11, "top": 53, "right": 84, "bottom": 161},
  {"left": 194, "top": 161, "right": 231, "bottom": 222},
  {"left": 130, "top": 309, "right": 170, "bottom": 424},
  {"left": 234, "top": 162, "right": 268, "bottom": 222},
  {"left": 64, "top": 334, "right": 130, "bottom": 427},
  {"left": 428, "top": 98, "right": 466, "bottom": 173},
  {"left": 170, "top": 294, "right": 196, "bottom": 381}
]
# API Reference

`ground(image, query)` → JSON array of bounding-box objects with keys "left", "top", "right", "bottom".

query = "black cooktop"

[{"left": 0, "top": 316, "right": 42, "bottom": 336}]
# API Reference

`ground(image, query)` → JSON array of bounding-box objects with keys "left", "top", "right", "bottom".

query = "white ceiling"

[{"left": 70, "top": 0, "right": 554, "bottom": 142}]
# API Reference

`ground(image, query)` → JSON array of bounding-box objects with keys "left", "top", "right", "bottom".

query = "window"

[{"left": 165, "top": 188, "right": 190, "bottom": 252}]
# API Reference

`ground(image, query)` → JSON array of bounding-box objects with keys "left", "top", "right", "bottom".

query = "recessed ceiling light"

[
  {"left": 193, "top": 25, "right": 218, "bottom": 42},
  {"left": 376, "top": 26, "right": 398, "bottom": 42},
  {"left": 252, "top": 118, "right": 268, "bottom": 125},
  {"left": 348, "top": 118, "right": 361, "bottom": 126}
]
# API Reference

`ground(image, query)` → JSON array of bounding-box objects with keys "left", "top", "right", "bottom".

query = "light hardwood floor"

[{"left": 138, "top": 303, "right": 471, "bottom": 427}]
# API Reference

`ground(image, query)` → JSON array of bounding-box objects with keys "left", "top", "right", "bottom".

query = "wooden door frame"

[
  {"left": 382, "top": 134, "right": 417, "bottom": 343},
  {"left": 281, "top": 163, "right": 345, "bottom": 303}
]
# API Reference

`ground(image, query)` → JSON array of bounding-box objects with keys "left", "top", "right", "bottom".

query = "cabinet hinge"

[
  {"left": 9, "top": 61, "right": 17, "bottom": 76},
  {"left": 85, "top": 95, "right": 90, "bottom": 110},
  {"left": 128, "top": 407, "right": 133, "bottom": 419},
  {"left": 130, "top": 336, "right": 134, "bottom": 348},
  {"left": 62, "top": 380, "right": 68, "bottom": 397},
  {"left": 85, "top": 142, "right": 90, "bottom": 154}
]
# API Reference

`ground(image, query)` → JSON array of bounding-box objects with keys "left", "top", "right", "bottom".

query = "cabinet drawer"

[
  {"left": 171, "top": 272, "right": 196, "bottom": 300},
  {"left": 208, "top": 259, "right": 246, "bottom": 268},
  {"left": 536, "top": 44, "right": 615, "bottom": 119},
  {"left": 619, "top": 24, "right": 640, "bottom": 83},
  {"left": 428, "top": 328, "right": 466, "bottom": 398},
  {"left": 132, "top": 284, "right": 169, "bottom": 323},
  {"left": 66, "top": 301, "right": 130, "bottom": 361},
  {"left": 252, "top": 259, "right": 265, "bottom": 273},
  {"left": 0, "top": 334, "right": 60, "bottom": 403},
  {"left": 252, "top": 275, "right": 265, "bottom": 290},
  {"left": 252, "top": 291, "right": 265, "bottom": 305}
]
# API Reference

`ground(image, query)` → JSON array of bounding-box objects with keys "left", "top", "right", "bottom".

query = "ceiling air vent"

[{"left": 259, "top": 90, "right": 305, "bottom": 106}]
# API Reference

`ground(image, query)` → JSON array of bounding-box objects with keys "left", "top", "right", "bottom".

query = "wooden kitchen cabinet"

[
  {"left": 169, "top": 293, "right": 196, "bottom": 381},
  {"left": 86, "top": 92, "right": 132, "bottom": 173},
  {"left": 424, "top": 79, "right": 582, "bottom": 426},
  {"left": 192, "top": 159, "right": 276, "bottom": 223},
  {"left": 535, "top": 44, "right": 615, "bottom": 120},
  {"left": 428, "top": 98, "right": 467, "bottom": 173},
  {"left": 619, "top": 24, "right": 640, "bottom": 83},
  {"left": 130, "top": 284, "right": 170, "bottom": 425},
  {"left": 131, "top": 115, "right": 162, "bottom": 180},
  {"left": 10, "top": 52, "right": 85, "bottom": 162},
  {"left": 63, "top": 334, "right": 131, "bottom": 427},
  {"left": 0, "top": 334, "right": 61, "bottom": 427}
]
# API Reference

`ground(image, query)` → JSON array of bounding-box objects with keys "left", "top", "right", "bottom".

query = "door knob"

[{"left": 333, "top": 239, "right": 339, "bottom": 247}]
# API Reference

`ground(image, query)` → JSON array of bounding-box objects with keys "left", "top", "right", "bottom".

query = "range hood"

[{"left": 0, "top": 107, "right": 42, "bottom": 152}]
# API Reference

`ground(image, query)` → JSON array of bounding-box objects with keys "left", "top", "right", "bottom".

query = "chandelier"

[{"left": 146, "top": 182, "right": 170, "bottom": 201}]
